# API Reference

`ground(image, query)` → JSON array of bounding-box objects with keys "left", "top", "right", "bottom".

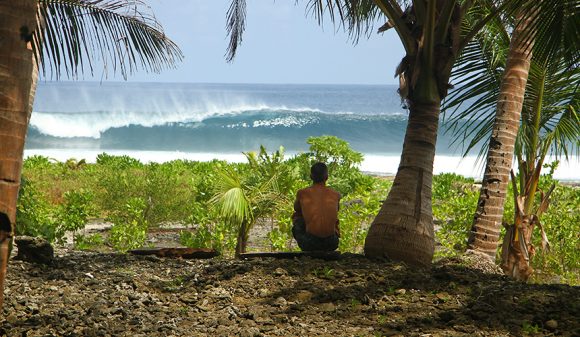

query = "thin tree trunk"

[
  {"left": 0, "top": 0, "right": 38, "bottom": 308},
  {"left": 235, "top": 220, "right": 248, "bottom": 257},
  {"left": 467, "top": 11, "right": 535, "bottom": 259},
  {"left": 364, "top": 99, "right": 440, "bottom": 266}
]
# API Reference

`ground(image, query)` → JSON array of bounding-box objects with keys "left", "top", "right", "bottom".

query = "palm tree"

[
  {"left": 443, "top": 0, "right": 579, "bottom": 260},
  {"left": 443, "top": 12, "right": 579, "bottom": 278},
  {"left": 225, "top": 0, "right": 514, "bottom": 266},
  {"left": 0, "top": 0, "right": 182, "bottom": 307},
  {"left": 211, "top": 147, "right": 290, "bottom": 256}
]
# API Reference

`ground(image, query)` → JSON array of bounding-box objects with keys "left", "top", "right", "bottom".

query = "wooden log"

[
  {"left": 239, "top": 251, "right": 341, "bottom": 261},
  {"left": 129, "top": 247, "right": 218, "bottom": 259}
]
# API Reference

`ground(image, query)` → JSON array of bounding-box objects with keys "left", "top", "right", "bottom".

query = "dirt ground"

[{"left": 2, "top": 242, "right": 579, "bottom": 337}]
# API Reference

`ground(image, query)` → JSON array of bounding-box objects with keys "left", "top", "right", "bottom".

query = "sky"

[{"left": 122, "top": 0, "right": 405, "bottom": 85}]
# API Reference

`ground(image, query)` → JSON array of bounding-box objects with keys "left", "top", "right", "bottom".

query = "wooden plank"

[
  {"left": 129, "top": 247, "right": 218, "bottom": 259},
  {"left": 239, "top": 251, "right": 341, "bottom": 260}
]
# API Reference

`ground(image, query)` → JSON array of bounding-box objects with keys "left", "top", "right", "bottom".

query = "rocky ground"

[{"left": 2, "top": 246, "right": 579, "bottom": 337}]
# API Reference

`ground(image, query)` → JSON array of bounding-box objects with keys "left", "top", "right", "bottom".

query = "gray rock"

[
  {"left": 240, "top": 327, "right": 261, "bottom": 337},
  {"left": 14, "top": 236, "right": 54, "bottom": 264},
  {"left": 273, "top": 267, "right": 287, "bottom": 276},
  {"left": 545, "top": 319, "right": 558, "bottom": 330},
  {"left": 273, "top": 296, "right": 287, "bottom": 307},
  {"left": 319, "top": 302, "right": 336, "bottom": 312}
]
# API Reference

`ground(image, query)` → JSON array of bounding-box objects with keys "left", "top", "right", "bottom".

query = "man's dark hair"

[{"left": 311, "top": 162, "right": 328, "bottom": 183}]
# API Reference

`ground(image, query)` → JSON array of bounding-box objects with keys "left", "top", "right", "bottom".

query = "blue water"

[{"left": 28, "top": 82, "right": 466, "bottom": 155}]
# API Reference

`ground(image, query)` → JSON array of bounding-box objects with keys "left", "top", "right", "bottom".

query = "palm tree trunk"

[
  {"left": 0, "top": 0, "right": 38, "bottom": 308},
  {"left": 235, "top": 220, "right": 248, "bottom": 257},
  {"left": 364, "top": 99, "right": 440, "bottom": 266},
  {"left": 467, "top": 10, "right": 535, "bottom": 259}
]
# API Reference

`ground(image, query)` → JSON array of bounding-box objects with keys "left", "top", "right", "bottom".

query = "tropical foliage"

[
  {"left": 0, "top": 0, "right": 183, "bottom": 308},
  {"left": 223, "top": 0, "right": 537, "bottom": 266},
  {"left": 443, "top": 2, "right": 579, "bottom": 279},
  {"left": 34, "top": 0, "right": 183, "bottom": 79},
  {"left": 16, "top": 137, "right": 580, "bottom": 284}
]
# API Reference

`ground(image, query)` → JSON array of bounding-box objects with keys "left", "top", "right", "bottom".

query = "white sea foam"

[
  {"left": 23, "top": 149, "right": 580, "bottom": 180},
  {"left": 30, "top": 104, "right": 324, "bottom": 139}
]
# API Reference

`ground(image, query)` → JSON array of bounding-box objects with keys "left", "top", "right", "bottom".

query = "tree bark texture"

[
  {"left": 364, "top": 100, "right": 440, "bottom": 266},
  {"left": 0, "top": 0, "right": 38, "bottom": 308},
  {"left": 467, "top": 11, "right": 535, "bottom": 259}
]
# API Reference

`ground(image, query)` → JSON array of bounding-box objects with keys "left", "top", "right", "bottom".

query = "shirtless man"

[{"left": 292, "top": 162, "right": 340, "bottom": 251}]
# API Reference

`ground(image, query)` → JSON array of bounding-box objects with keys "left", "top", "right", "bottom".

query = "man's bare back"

[{"left": 293, "top": 184, "right": 340, "bottom": 238}]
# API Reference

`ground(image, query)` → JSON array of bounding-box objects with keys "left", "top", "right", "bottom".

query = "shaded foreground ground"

[{"left": 2, "top": 250, "right": 579, "bottom": 337}]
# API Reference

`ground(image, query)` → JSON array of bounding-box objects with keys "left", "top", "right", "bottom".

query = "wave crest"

[{"left": 30, "top": 104, "right": 324, "bottom": 138}]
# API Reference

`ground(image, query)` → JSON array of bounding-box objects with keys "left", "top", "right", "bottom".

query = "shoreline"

[{"left": 24, "top": 148, "right": 580, "bottom": 182}]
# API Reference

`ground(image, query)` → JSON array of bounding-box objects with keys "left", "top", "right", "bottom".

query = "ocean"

[{"left": 26, "top": 82, "right": 579, "bottom": 180}]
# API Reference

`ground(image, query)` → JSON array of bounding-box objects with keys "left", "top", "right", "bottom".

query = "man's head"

[{"left": 310, "top": 162, "right": 328, "bottom": 183}]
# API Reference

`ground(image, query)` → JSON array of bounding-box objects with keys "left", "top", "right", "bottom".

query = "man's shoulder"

[{"left": 324, "top": 186, "right": 341, "bottom": 198}]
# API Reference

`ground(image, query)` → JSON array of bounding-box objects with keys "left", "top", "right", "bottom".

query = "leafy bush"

[
  {"left": 108, "top": 198, "right": 149, "bottom": 252},
  {"left": 57, "top": 189, "right": 95, "bottom": 239},
  {"left": 432, "top": 173, "right": 479, "bottom": 258},
  {"left": 74, "top": 234, "right": 105, "bottom": 250},
  {"left": 180, "top": 222, "right": 236, "bottom": 253},
  {"left": 307, "top": 135, "right": 363, "bottom": 170},
  {"left": 306, "top": 135, "right": 372, "bottom": 196},
  {"left": 338, "top": 178, "right": 391, "bottom": 252},
  {"left": 96, "top": 153, "right": 143, "bottom": 169},
  {"left": 143, "top": 162, "right": 197, "bottom": 225},
  {"left": 16, "top": 178, "right": 62, "bottom": 243},
  {"left": 16, "top": 140, "right": 579, "bottom": 284},
  {"left": 533, "top": 183, "right": 580, "bottom": 284}
]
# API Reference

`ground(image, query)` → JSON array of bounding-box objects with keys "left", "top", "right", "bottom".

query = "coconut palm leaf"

[
  {"left": 33, "top": 0, "right": 183, "bottom": 79},
  {"left": 442, "top": 5, "right": 510, "bottom": 157},
  {"left": 512, "top": 54, "right": 580, "bottom": 169},
  {"left": 225, "top": 0, "right": 387, "bottom": 62},
  {"left": 225, "top": 0, "right": 246, "bottom": 62},
  {"left": 210, "top": 168, "right": 252, "bottom": 225},
  {"left": 525, "top": 0, "right": 580, "bottom": 68},
  {"left": 443, "top": 1, "right": 580, "bottom": 162}
]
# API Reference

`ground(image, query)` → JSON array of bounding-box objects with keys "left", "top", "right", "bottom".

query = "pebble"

[
  {"left": 2, "top": 249, "right": 578, "bottom": 336},
  {"left": 545, "top": 319, "right": 558, "bottom": 330},
  {"left": 273, "top": 296, "right": 287, "bottom": 307},
  {"left": 395, "top": 289, "right": 407, "bottom": 295},
  {"left": 319, "top": 302, "right": 336, "bottom": 312},
  {"left": 273, "top": 268, "right": 287, "bottom": 276}
]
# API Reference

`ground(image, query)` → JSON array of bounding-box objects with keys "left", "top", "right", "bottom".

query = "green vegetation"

[{"left": 16, "top": 136, "right": 579, "bottom": 284}]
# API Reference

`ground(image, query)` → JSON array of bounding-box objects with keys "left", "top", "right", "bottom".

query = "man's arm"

[
  {"left": 335, "top": 192, "right": 341, "bottom": 237},
  {"left": 292, "top": 190, "right": 303, "bottom": 221}
]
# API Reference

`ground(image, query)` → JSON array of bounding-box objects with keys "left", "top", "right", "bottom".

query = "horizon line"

[{"left": 37, "top": 80, "right": 400, "bottom": 87}]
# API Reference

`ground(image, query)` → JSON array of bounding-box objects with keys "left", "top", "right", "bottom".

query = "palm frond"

[
  {"left": 525, "top": 0, "right": 580, "bottom": 67},
  {"left": 306, "top": 0, "right": 384, "bottom": 42},
  {"left": 442, "top": 7, "right": 509, "bottom": 157},
  {"left": 34, "top": 0, "right": 183, "bottom": 79},
  {"left": 210, "top": 169, "right": 252, "bottom": 224},
  {"left": 225, "top": 0, "right": 246, "bottom": 62},
  {"left": 443, "top": 1, "right": 580, "bottom": 164},
  {"left": 225, "top": 0, "right": 385, "bottom": 61}
]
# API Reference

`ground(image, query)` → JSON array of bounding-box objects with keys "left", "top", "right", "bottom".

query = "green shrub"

[
  {"left": 96, "top": 153, "right": 143, "bottom": 169},
  {"left": 57, "top": 189, "right": 95, "bottom": 241},
  {"left": 16, "top": 178, "right": 62, "bottom": 243},
  {"left": 432, "top": 173, "right": 478, "bottom": 258},
  {"left": 108, "top": 198, "right": 149, "bottom": 252},
  {"left": 530, "top": 181, "right": 580, "bottom": 284},
  {"left": 338, "top": 178, "right": 391, "bottom": 252},
  {"left": 74, "top": 233, "right": 105, "bottom": 250},
  {"left": 143, "top": 162, "right": 197, "bottom": 225},
  {"left": 306, "top": 135, "right": 370, "bottom": 196},
  {"left": 17, "top": 142, "right": 579, "bottom": 285},
  {"left": 179, "top": 221, "right": 236, "bottom": 253}
]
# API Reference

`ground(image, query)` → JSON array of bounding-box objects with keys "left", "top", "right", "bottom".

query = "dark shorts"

[{"left": 292, "top": 218, "right": 339, "bottom": 252}]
